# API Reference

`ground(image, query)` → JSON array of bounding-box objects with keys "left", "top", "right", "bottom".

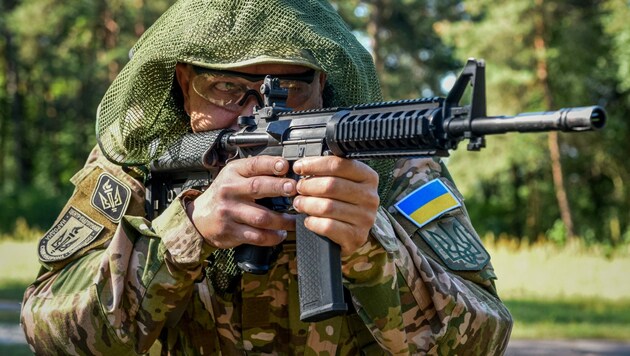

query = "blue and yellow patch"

[{"left": 395, "top": 179, "right": 461, "bottom": 229}]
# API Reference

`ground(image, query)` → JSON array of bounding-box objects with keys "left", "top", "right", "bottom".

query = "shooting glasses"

[{"left": 191, "top": 66, "right": 317, "bottom": 111}]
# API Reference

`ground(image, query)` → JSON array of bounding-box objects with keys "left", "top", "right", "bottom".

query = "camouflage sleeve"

[
  {"left": 21, "top": 146, "right": 215, "bottom": 355},
  {"left": 341, "top": 157, "right": 513, "bottom": 355}
]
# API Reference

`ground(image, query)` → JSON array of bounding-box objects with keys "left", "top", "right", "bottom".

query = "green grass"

[
  {"left": 505, "top": 298, "right": 630, "bottom": 340},
  {"left": 488, "top": 239, "right": 630, "bottom": 301},
  {"left": 0, "top": 240, "right": 39, "bottom": 300},
  {"left": 0, "top": 239, "right": 39, "bottom": 354},
  {"left": 0, "top": 281, "right": 30, "bottom": 301},
  {"left": 0, "top": 310, "right": 20, "bottom": 324},
  {"left": 486, "top": 239, "right": 630, "bottom": 340},
  {"left": 0, "top": 344, "right": 32, "bottom": 356}
]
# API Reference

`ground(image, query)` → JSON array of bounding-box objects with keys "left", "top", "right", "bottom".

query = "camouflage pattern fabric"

[{"left": 21, "top": 149, "right": 512, "bottom": 355}]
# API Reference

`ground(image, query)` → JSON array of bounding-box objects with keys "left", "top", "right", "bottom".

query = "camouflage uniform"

[{"left": 21, "top": 145, "right": 512, "bottom": 355}]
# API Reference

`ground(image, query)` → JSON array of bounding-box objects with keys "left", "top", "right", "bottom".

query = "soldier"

[{"left": 21, "top": 0, "right": 512, "bottom": 354}]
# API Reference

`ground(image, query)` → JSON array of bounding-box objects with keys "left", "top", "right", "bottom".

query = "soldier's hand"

[
  {"left": 291, "top": 156, "right": 379, "bottom": 256},
  {"left": 186, "top": 156, "right": 297, "bottom": 249}
]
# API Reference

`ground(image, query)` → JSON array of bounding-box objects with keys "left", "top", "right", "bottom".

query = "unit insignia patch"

[
  {"left": 419, "top": 217, "right": 490, "bottom": 271},
  {"left": 90, "top": 172, "right": 131, "bottom": 223},
  {"left": 38, "top": 206, "right": 104, "bottom": 262}
]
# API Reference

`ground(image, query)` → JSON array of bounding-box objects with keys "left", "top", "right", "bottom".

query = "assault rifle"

[{"left": 145, "top": 58, "right": 606, "bottom": 322}]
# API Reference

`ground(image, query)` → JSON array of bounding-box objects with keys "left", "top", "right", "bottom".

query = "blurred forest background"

[
  {"left": 1, "top": 1, "right": 630, "bottom": 351},
  {"left": 0, "top": 0, "right": 629, "bottom": 247}
]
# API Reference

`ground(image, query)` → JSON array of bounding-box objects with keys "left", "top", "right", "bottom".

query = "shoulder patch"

[
  {"left": 419, "top": 217, "right": 490, "bottom": 271},
  {"left": 394, "top": 179, "right": 461, "bottom": 229},
  {"left": 90, "top": 172, "right": 131, "bottom": 222},
  {"left": 39, "top": 206, "right": 104, "bottom": 262}
]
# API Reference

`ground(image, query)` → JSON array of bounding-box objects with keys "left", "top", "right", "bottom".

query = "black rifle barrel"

[{"left": 446, "top": 105, "right": 606, "bottom": 136}]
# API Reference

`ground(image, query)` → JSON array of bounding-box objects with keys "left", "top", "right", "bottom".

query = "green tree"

[
  {"left": 598, "top": 0, "right": 630, "bottom": 244},
  {"left": 332, "top": 0, "right": 463, "bottom": 99},
  {"left": 0, "top": 0, "right": 175, "bottom": 232}
]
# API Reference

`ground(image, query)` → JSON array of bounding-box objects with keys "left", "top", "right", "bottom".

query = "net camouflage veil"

[{"left": 95, "top": 0, "right": 396, "bottom": 292}]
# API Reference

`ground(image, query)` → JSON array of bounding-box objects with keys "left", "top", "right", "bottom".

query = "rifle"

[{"left": 145, "top": 58, "right": 606, "bottom": 322}]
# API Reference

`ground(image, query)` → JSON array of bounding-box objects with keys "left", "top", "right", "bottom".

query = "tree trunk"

[{"left": 534, "top": 0, "right": 575, "bottom": 240}]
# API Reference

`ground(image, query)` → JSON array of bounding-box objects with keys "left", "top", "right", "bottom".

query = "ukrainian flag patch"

[{"left": 395, "top": 179, "right": 461, "bottom": 229}]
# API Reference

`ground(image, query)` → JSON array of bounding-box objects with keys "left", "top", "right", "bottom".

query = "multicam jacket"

[{"left": 21, "top": 146, "right": 512, "bottom": 355}]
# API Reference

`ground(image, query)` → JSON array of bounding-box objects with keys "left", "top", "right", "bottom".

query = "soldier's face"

[{"left": 175, "top": 63, "right": 326, "bottom": 132}]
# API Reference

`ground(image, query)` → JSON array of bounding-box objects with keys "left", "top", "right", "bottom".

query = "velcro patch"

[
  {"left": 39, "top": 206, "right": 104, "bottom": 262},
  {"left": 394, "top": 179, "right": 461, "bottom": 229},
  {"left": 90, "top": 172, "right": 131, "bottom": 223},
  {"left": 419, "top": 217, "right": 489, "bottom": 271}
]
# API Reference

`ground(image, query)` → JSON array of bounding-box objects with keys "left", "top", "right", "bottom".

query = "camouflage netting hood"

[{"left": 96, "top": 0, "right": 382, "bottom": 166}]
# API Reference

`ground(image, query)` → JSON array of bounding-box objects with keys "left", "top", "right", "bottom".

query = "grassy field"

[
  {"left": 487, "top": 239, "right": 630, "bottom": 340},
  {"left": 0, "top": 240, "right": 40, "bottom": 300},
  {"left": 1, "top": 238, "right": 629, "bottom": 353}
]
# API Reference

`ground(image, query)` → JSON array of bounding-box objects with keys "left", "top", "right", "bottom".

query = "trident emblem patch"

[
  {"left": 91, "top": 172, "right": 131, "bottom": 223},
  {"left": 39, "top": 206, "right": 104, "bottom": 262},
  {"left": 419, "top": 216, "right": 490, "bottom": 271}
]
